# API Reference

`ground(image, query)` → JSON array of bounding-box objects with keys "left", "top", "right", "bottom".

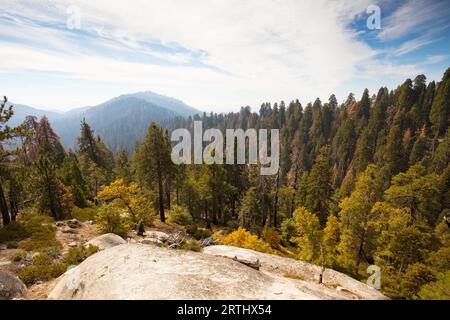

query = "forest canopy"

[{"left": 0, "top": 67, "right": 449, "bottom": 300}]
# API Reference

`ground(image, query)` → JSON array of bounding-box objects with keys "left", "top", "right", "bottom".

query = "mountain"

[
  {"left": 5, "top": 102, "right": 62, "bottom": 127},
  {"left": 5, "top": 91, "right": 200, "bottom": 152}
]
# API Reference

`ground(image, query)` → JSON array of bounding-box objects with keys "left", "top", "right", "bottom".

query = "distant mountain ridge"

[{"left": 5, "top": 91, "right": 200, "bottom": 152}]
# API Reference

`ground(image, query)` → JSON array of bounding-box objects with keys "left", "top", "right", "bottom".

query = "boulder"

[
  {"left": 55, "top": 221, "right": 66, "bottom": 228},
  {"left": 62, "top": 227, "right": 77, "bottom": 234},
  {"left": 67, "top": 219, "right": 81, "bottom": 229},
  {"left": 145, "top": 230, "right": 171, "bottom": 242},
  {"left": 49, "top": 244, "right": 387, "bottom": 300},
  {"left": 85, "top": 233, "right": 126, "bottom": 250},
  {"left": 0, "top": 271, "right": 27, "bottom": 300},
  {"left": 139, "top": 238, "right": 163, "bottom": 246},
  {"left": 203, "top": 245, "right": 388, "bottom": 300}
]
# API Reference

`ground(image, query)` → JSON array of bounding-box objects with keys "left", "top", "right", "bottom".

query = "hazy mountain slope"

[
  {"left": 4, "top": 102, "right": 62, "bottom": 127},
  {"left": 118, "top": 91, "right": 199, "bottom": 117},
  {"left": 5, "top": 92, "right": 200, "bottom": 152}
]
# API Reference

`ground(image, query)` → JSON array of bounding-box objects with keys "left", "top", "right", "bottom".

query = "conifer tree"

[
  {"left": 337, "top": 165, "right": 383, "bottom": 274},
  {"left": 134, "top": 123, "right": 171, "bottom": 223},
  {"left": 305, "top": 146, "right": 333, "bottom": 224}
]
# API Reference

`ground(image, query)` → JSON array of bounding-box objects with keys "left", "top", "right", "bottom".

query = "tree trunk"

[
  {"left": 157, "top": 161, "right": 165, "bottom": 223},
  {"left": 262, "top": 194, "right": 267, "bottom": 228},
  {"left": 166, "top": 180, "right": 171, "bottom": 210},
  {"left": 290, "top": 164, "right": 300, "bottom": 218},
  {"left": 273, "top": 172, "right": 279, "bottom": 227},
  {"left": 205, "top": 199, "right": 211, "bottom": 229},
  {"left": 0, "top": 179, "right": 10, "bottom": 226}
]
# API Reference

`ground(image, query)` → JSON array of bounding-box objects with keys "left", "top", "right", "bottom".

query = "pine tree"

[
  {"left": 305, "top": 146, "right": 333, "bottom": 224},
  {"left": 430, "top": 68, "right": 450, "bottom": 139},
  {"left": 35, "top": 153, "right": 72, "bottom": 219},
  {"left": 0, "top": 97, "right": 26, "bottom": 225},
  {"left": 134, "top": 123, "right": 172, "bottom": 223},
  {"left": 114, "top": 149, "right": 133, "bottom": 184},
  {"left": 291, "top": 207, "right": 322, "bottom": 262},
  {"left": 337, "top": 165, "right": 383, "bottom": 274},
  {"left": 238, "top": 187, "right": 261, "bottom": 234},
  {"left": 322, "top": 214, "right": 340, "bottom": 267}
]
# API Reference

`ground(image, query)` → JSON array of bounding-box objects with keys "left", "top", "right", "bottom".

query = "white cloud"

[
  {"left": 0, "top": 0, "right": 439, "bottom": 111},
  {"left": 378, "top": 0, "right": 449, "bottom": 41},
  {"left": 423, "top": 55, "right": 448, "bottom": 65},
  {"left": 392, "top": 36, "right": 437, "bottom": 56}
]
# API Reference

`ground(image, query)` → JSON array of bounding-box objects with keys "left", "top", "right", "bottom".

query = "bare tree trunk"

[
  {"left": 205, "top": 199, "right": 211, "bottom": 229},
  {"left": 166, "top": 180, "right": 171, "bottom": 210},
  {"left": 0, "top": 179, "right": 10, "bottom": 226},
  {"left": 273, "top": 172, "right": 279, "bottom": 227},
  {"left": 157, "top": 161, "right": 165, "bottom": 223}
]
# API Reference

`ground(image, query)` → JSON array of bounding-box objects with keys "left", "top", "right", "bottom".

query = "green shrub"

[
  {"left": 167, "top": 205, "right": 192, "bottom": 226},
  {"left": 19, "top": 239, "right": 62, "bottom": 252},
  {"left": 263, "top": 227, "right": 281, "bottom": 248},
  {"left": 18, "top": 263, "right": 67, "bottom": 285},
  {"left": 0, "top": 222, "right": 30, "bottom": 243},
  {"left": 96, "top": 203, "right": 130, "bottom": 236},
  {"left": 72, "top": 206, "right": 98, "bottom": 222},
  {"left": 180, "top": 240, "right": 202, "bottom": 252},
  {"left": 5, "top": 241, "right": 19, "bottom": 249},
  {"left": 31, "top": 253, "right": 54, "bottom": 266},
  {"left": 186, "top": 224, "right": 212, "bottom": 240},
  {"left": 12, "top": 250, "right": 27, "bottom": 262},
  {"left": 418, "top": 271, "right": 450, "bottom": 300},
  {"left": 13, "top": 215, "right": 62, "bottom": 253},
  {"left": 280, "top": 218, "right": 296, "bottom": 244},
  {"left": 62, "top": 245, "right": 99, "bottom": 265}
]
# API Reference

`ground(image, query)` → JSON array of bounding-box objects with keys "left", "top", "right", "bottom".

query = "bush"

[
  {"left": 18, "top": 263, "right": 67, "bottom": 285},
  {"left": 96, "top": 203, "right": 130, "bottom": 237},
  {"left": 62, "top": 245, "right": 99, "bottom": 265},
  {"left": 0, "top": 222, "right": 31, "bottom": 243},
  {"left": 72, "top": 206, "right": 98, "bottom": 222},
  {"left": 14, "top": 215, "right": 62, "bottom": 253},
  {"left": 12, "top": 250, "right": 27, "bottom": 262},
  {"left": 167, "top": 205, "right": 192, "bottom": 225},
  {"left": 31, "top": 252, "right": 55, "bottom": 266},
  {"left": 280, "top": 218, "right": 296, "bottom": 244},
  {"left": 5, "top": 241, "right": 19, "bottom": 249},
  {"left": 219, "top": 227, "right": 273, "bottom": 253},
  {"left": 263, "top": 227, "right": 281, "bottom": 248},
  {"left": 418, "top": 271, "right": 450, "bottom": 300},
  {"left": 180, "top": 240, "right": 202, "bottom": 252},
  {"left": 186, "top": 224, "right": 212, "bottom": 240}
]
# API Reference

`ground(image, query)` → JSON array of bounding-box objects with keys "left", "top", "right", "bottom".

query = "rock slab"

[
  {"left": 49, "top": 244, "right": 387, "bottom": 300},
  {"left": 85, "top": 233, "right": 126, "bottom": 250},
  {"left": 0, "top": 271, "right": 27, "bottom": 300}
]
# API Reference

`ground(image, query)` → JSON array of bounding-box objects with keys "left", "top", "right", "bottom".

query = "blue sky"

[{"left": 0, "top": 0, "right": 449, "bottom": 112}]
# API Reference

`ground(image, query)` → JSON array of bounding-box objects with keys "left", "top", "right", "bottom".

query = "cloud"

[
  {"left": 392, "top": 36, "right": 437, "bottom": 56},
  {"left": 0, "top": 0, "right": 444, "bottom": 111},
  {"left": 423, "top": 55, "right": 448, "bottom": 65},
  {"left": 378, "top": 0, "right": 449, "bottom": 41}
]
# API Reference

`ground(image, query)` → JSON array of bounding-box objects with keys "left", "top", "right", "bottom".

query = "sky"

[{"left": 0, "top": 0, "right": 449, "bottom": 113}]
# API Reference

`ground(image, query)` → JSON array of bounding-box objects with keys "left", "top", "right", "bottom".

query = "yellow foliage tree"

[
  {"left": 322, "top": 214, "right": 340, "bottom": 267},
  {"left": 219, "top": 227, "right": 273, "bottom": 253},
  {"left": 292, "top": 207, "right": 322, "bottom": 263},
  {"left": 96, "top": 179, "right": 155, "bottom": 227}
]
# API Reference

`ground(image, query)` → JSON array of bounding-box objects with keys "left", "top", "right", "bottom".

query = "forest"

[{"left": 0, "top": 68, "right": 449, "bottom": 300}]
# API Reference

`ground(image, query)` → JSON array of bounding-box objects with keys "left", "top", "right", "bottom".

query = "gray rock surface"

[
  {"left": 204, "top": 245, "right": 387, "bottom": 300},
  {"left": 85, "top": 233, "right": 126, "bottom": 250},
  {"left": 49, "top": 244, "right": 387, "bottom": 300},
  {"left": 0, "top": 271, "right": 27, "bottom": 300},
  {"left": 145, "top": 230, "right": 171, "bottom": 242}
]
